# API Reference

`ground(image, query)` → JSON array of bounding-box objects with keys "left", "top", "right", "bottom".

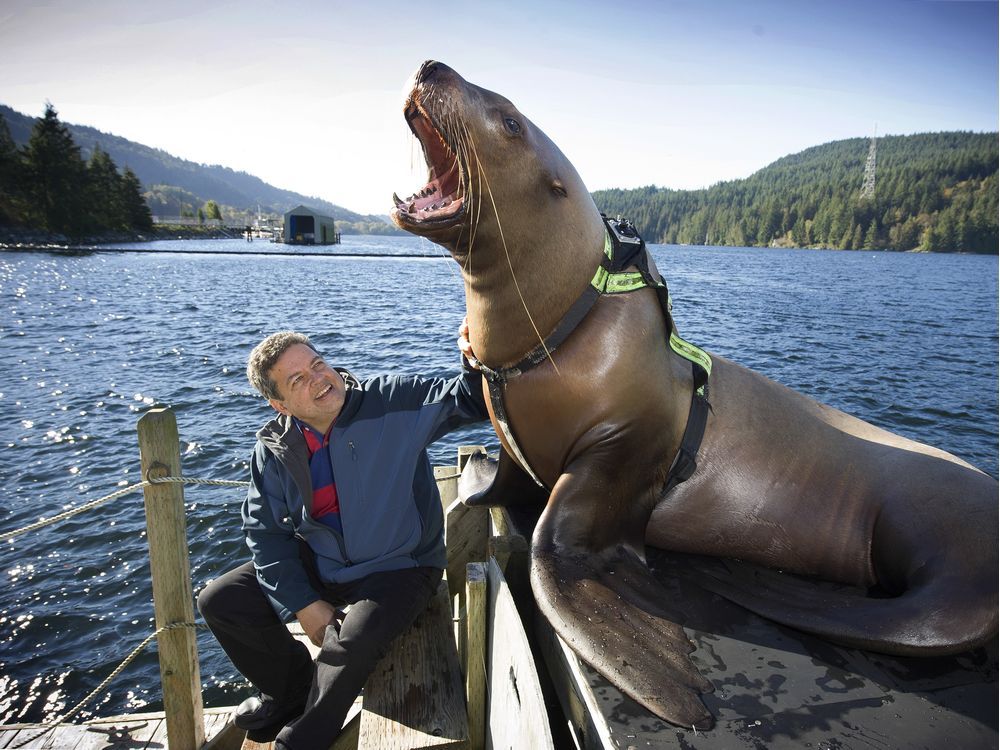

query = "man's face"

[{"left": 267, "top": 343, "right": 346, "bottom": 433}]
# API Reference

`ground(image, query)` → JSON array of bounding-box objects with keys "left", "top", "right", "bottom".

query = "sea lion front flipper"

[
  {"left": 530, "top": 473, "right": 714, "bottom": 729},
  {"left": 458, "top": 449, "right": 549, "bottom": 507}
]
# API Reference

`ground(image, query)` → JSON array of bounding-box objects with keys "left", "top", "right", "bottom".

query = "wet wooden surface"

[{"left": 499, "top": 505, "right": 999, "bottom": 750}]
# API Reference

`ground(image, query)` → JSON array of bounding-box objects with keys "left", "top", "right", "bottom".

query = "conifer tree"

[
  {"left": 121, "top": 167, "right": 153, "bottom": 231},
  {"left": 0, "top": 113, "right": 21, "bottom": 224},
  {"left": 87, "top": 145, "right": 126, "bottom": 231},
  {"left": 22, "top": 103, "right": 89, "bottom": 234}
]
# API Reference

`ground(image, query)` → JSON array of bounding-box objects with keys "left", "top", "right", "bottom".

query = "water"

[{"left": 0, "top": 236, "right": 996, "bottom": 723}]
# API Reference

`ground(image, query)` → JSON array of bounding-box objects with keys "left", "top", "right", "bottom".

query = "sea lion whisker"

[
  {"left": 471, "top": 145, "right": 559, "bottom": 375},
  {"left": 450, "top": 116, "right": 470, "bottom": 250},
  {"left": 466, "top": 126, "right": 484, "bottom": 266},
  {"left": 459, "top": 123, "right": 480, "bottom": 270}
]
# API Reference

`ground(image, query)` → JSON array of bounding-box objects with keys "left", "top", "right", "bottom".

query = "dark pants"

[{"left": 198, "top": 557, "right": 442, "bottom": 749}]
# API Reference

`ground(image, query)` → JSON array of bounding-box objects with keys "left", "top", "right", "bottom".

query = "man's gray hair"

[{"left": 246, "top": 331, "right": 318, "bottom": 400}]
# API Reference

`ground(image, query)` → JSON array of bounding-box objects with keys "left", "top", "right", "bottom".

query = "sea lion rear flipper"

[
  {"left": 458, "top": 449, "right": 549, "bottom": 507},
  {"left": 693, "top": 559, "right": 998, "bottom": 656},
  {"left": 530, "top": 472, "right": 714, "bottom": 729}
]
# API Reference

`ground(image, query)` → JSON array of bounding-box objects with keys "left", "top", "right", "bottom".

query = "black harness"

[{"left": 477, "top": 215, "right": 712, "bottom": 493}]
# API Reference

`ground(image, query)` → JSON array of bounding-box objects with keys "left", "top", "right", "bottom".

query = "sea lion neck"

[{"left": 462, "top": 215, "right": 606, "bottom": 369}]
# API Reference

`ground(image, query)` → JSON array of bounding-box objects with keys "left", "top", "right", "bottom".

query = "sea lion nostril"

[{"left": 418, "top": 60, "right": 440, "bottom": 83}]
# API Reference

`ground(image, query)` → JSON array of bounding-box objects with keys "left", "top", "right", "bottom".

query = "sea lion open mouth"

[{"left": 391, "top": 98, "right": 466, "bottom": 229}]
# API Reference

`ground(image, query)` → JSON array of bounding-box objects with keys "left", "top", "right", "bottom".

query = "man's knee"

[
  {"left": 197, "top": 575, "right": 229, "bottom": 621},
  {"left": 198, "top": 567, "right": 253, "bottom": 623}
]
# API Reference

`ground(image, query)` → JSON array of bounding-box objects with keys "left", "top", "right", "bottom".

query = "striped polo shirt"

[{"left": 294, "top": 418, "right": 343, "bottom": 534}]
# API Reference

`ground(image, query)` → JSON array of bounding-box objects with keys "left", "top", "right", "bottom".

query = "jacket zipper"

[
  {"left": 330, "top": 441, "right": 351, "bottom": 566},
  {"left": 336, "top": 440, "right": 362, "bottom": 566}
]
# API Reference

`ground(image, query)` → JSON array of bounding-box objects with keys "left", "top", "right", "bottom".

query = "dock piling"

[
  {"left": 464, "top": 563, "right": 487, "bottom": 750},
  {"left": 137, "top": 407, "right": 205, "bottom": 750}
]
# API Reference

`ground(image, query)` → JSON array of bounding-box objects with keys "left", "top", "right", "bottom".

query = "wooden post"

[
  {"left": 137, "top": 408, "right": 205, "bottom": 750},
  {"left": 465, "top": 563, "right": 487, "bottom": 750},
  {"left": 445, "top": 500, "right": 490, "bottom": 603}
]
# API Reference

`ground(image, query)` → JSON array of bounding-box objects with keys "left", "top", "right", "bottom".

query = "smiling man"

[{"left": 198, "top": 328, "right": 488, "bottom": 749}]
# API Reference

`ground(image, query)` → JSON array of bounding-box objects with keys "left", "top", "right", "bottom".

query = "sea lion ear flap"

[{"left": 551, "top": 178, "right": 568, "bottom": 198}]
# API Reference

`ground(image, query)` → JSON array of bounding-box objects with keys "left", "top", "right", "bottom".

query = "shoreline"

[
  {"left": 0, "top": 223, "right": 238, "bottom": 249},
  {"left": 0, "top": 225, "right": 988, "bottom": 255}
]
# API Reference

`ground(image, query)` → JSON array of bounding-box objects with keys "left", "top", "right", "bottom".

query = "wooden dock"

[
  {"left": 0, "top": 707, "right": 241, "bottom": 750},
  {"left": 5, "top": 425, "right": 995, "bottom": 749},
  {"left": 0, "top": 443, "right": 556, "bottom": 750}
]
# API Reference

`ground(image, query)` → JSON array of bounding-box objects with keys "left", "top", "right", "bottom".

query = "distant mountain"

[
  {"left": 593, "top": 131, "right": 998, "bottom": 253},
  {"left": 0, "top": 103, "right": 400, "bottom": 234},
  {"left": 5, "top": 103, "right": 995, "bottom": 251}
]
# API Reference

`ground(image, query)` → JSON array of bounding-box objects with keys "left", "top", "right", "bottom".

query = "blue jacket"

[{"left": 242, "top": 367, "right": 488, "bottom": 618}]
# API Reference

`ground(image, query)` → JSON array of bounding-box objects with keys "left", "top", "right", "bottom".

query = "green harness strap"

[
  {"left": 477, "top": 221, "right": 713, "bottom": 489},
  {"left": 591, "top": 230, "right": 713, "bottom": 394}
]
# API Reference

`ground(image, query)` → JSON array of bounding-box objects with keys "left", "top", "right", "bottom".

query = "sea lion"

[{"left": 390, "top": 60, "right": 999, "bottom": 729}]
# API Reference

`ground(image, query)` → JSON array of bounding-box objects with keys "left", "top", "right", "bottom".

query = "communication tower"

[{"left": 860, "top": 125, "right": 877, "bottom": 201}]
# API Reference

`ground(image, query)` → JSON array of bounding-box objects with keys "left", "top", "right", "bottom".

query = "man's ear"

[{"left": 268, "top": 398, "right": 291, "bottom": 416}]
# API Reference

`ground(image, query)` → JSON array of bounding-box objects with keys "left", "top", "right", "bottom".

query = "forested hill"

[
  {"left": 0, "top": 103, "right": 394, "bottom": 232},
  {"left": 593, "top": 132, "right": 998, "bottom": 253}
]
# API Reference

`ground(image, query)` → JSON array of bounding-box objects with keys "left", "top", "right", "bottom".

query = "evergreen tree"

[
  {"left": 859, "top": 221, "right": 878, "bottom": 250},
  {"left": 87, "top": 145, "right": 126, "bottom": 231},
  {"left": 21, "top": 103, "right": 89, "bottom": 234},
  {"left": 0, "top": 113, "right": 21, "bottom": 224},
  {"left": 121, "top": 167, "right": 153, "bottom": 231}
]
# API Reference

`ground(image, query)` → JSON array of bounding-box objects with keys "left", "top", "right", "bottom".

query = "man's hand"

[
  {"left": 458, "top": 316, "right": 480, "bottom": 370},
  {"left": 296, "top": 600, "right": 339, "bottom": 647}
]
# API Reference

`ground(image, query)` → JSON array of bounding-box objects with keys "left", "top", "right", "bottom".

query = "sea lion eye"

[{"left": 504, "top": 117, "right": 521, "bottom": 135}]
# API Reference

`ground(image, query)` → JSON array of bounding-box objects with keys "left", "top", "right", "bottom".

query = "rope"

[
  {"left": 0, "top": 476, "right": 250, "bottom": 543},
  {"left": 11, "top": 621, "right": 207, "bottom": 749}
]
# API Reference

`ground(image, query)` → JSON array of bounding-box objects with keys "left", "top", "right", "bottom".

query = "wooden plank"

[
  {"left": 444, "top": 501, "right": 489, "bottom": 604},
  {"left": 357, "top": 582, "right": 468, "bottom": 749},
  {"left": 434, "top": 465, "right": 459, "bottom": 510},
  {"left": 0, "top": 716, "right": 164, "bottom": 750},
  {"left": 484, "top": 559, "right": 554, "bottom": 750},
  {"left": 202, "top": 712, "right": 244, "bottom": 750},
  {"left": 464, "top": 563, "right": 487, "bottom": 750},
  {"left": 487, "top": 535, "right": 528, "bottom": 577},
  {"left": 535, "top": 620, "right": 614, "bottom": 750}
]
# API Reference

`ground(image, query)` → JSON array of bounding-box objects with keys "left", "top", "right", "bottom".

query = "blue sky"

[{"left": 1, "top": 0, "right": 996, "bottom": 215}]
